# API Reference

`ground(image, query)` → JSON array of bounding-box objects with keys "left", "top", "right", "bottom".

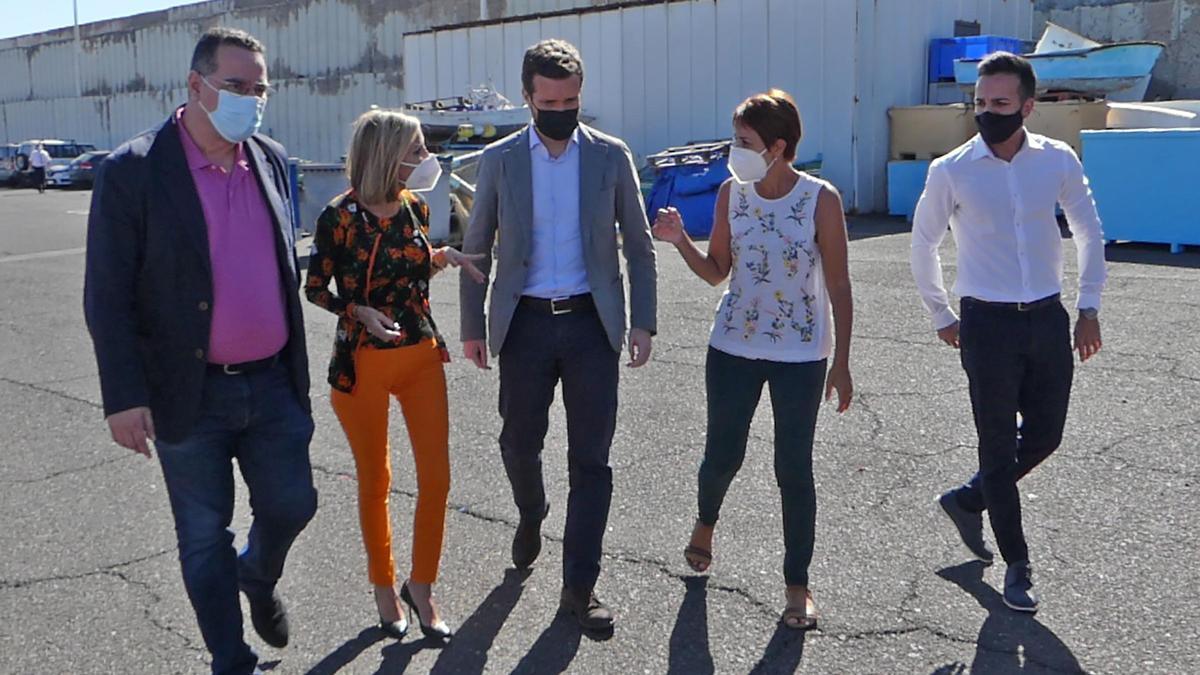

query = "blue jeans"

[{"left": 155, "top": 362, "right": 317, "bottom": 675}]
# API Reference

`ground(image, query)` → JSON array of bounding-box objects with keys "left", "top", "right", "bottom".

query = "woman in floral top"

[
  {"left": 305, "top": 109, "right": 483, "bottom": 641},
  {"left": 652, "top": 90, "right": 854, "bottom": 631}
]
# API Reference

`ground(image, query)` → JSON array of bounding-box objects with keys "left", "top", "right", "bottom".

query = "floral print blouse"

[{"left": 305, "top": 189, "right": 445, "bottom": 393}]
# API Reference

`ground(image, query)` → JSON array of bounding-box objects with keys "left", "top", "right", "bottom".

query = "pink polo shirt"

[{"left": 177, "top": 109, "right": 288, "bottom": 365}]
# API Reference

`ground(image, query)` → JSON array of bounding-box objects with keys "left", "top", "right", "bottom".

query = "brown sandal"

[
  {"left": 683, "top": 545, "right": 712, "bottom": 573},
  {"left": 780, "top": 589, "right": 818, "bottom": 630}
]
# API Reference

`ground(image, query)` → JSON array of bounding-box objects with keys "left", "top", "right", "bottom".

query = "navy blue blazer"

[{"left": 83, "top": 111, "right": 310, "bottom": 443}]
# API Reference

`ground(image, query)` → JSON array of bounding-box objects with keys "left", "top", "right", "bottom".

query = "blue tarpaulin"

[{"left": 645, "top": 158, "right": 731, "bottom": 238}]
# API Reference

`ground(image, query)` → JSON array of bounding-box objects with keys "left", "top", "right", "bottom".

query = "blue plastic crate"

[{"left": 929, "top": 36, "right": 1026, "bottom": 82}]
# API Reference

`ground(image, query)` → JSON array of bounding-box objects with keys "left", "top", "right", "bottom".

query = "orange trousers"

[{"left": 330, "top": 341, "right": 450, "bottom": 586}]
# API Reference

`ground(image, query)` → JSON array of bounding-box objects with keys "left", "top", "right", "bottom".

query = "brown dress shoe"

[{"left": 559, "top": 586, "right": 614, "bottom": 631}]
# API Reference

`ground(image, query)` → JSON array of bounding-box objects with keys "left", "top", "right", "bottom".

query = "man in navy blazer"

[{"left": 84, "top": 28, "right": 316, "bottom": 675}]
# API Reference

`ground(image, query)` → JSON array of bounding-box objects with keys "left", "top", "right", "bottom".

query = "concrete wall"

[{"left": 1035, "top": 0, "right": 1200, "bottom": 98}]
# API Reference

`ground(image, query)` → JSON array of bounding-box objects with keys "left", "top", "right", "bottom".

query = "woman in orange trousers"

[{"left": 305, "top": 108, "right": 484, "bottom": 641}]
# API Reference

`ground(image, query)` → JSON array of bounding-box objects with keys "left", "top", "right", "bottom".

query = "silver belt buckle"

[
  {"left": 1017, "top": 298, "right": 1042, "bottom": 312},
  {"left": 222, "top": 363, "right": 244, "bottom": 375},
  {"left": 550, "top": 297, "right": 571, "bottom": 315}
]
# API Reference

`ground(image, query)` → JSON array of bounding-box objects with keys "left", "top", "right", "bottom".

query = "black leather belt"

[
  {"left": 519, "top": 293, "right": 594, "bottom": 316},
  {"left": 207, "top": 353, "right": 280, "bottom": 375},
  {"left": 963, "top": 293, "right": 1060, "bottom": 312}
]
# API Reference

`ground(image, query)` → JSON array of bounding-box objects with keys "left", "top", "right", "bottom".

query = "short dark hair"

[
  {"left": 190, "top": 27, "right": 265, "bottom": 75},
  {"left": 521, "top": 39, "right": 584, "bottom": 95},
  {"left": 732, "top": 89, "right": 803, "bottom": 160},
  {"left": 977, "top": 51, "right": 1037, "bottom": 100}
]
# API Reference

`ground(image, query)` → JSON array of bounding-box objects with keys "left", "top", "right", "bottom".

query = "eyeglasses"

[{"left": 206, "top": 76, "right": 272, "bottom": 99}]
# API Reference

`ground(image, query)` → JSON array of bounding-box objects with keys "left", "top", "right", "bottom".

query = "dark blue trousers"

[
  {"left": 953, "top": 297, "right": 1073, "bottom": 565},
  {"left": 498, "top": 303, "right": 619, "bottom": 591}
]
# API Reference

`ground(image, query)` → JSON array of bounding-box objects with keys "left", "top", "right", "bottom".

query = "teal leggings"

[{"left": 697, "top": 346, "right": 825, "bottom": 587}]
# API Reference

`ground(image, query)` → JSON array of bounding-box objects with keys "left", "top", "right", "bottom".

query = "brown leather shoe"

[{"left": 559, "top": 586, "right": 614, "bottom": 631}]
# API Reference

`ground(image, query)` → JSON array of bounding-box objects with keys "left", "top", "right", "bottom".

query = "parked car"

[
  {"left": 46, "top": 150, "right": 110, "bottom": 189},
  {"left": 13, "top": 139, "right": 97, "bottom": 187},
  {"left": 0, "top": 144, "right": 18, "bottom": 186}
]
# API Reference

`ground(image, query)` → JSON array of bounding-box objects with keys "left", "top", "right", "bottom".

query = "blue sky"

[{"left": 1, "top": 1, "right": 206, "bottom": 40}]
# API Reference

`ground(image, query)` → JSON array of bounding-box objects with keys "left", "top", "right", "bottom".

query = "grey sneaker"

[
  {"left": 937, "top": 490, "right": 995, "bottom": 564},
  {"left": 1003, "top": 560, "right": 1039, "bottom": 613}
]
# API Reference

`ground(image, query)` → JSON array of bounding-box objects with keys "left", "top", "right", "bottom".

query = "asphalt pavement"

[{"left": 0, "top": 186, "right": 1196, "bottom": 674}]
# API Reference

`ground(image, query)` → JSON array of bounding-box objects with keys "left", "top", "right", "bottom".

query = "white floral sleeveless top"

[{"left": 709, "top": 173, "right": 833, "bottom": 363}]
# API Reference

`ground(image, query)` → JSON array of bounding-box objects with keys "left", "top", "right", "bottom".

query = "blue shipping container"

[{"left": 929, "top": 36, "right": 1026, "bottom": 82}]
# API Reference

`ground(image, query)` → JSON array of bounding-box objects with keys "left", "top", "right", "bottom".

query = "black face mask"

[
  {"left": 532, "top": 105, "right": 580, "bottom": 141},
  {"left": 975, "top": 110, "right": 1024, "bottom": 145}
]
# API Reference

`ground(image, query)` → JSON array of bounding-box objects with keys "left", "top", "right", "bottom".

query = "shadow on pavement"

[
  {"left": 847, "top": 215, "right": 912, "bottom": 242},
  {"left": 937, "top": 561, "right": 1084, "bottom": 674},
  {"left": 1104, "top": 242, "right": 1200, "bottom": 269},
  {"left": 510, "top": 613, "right": 585, "bottom": 674},
  {"left": 374, "top": 638, "right": 426, "bottom": 673},
  {"left": 667, "top": 576, "right": 715, "bottom": 675},
  {"left": 749, "top": 621, "right": 809, "bottom": 674},
  {"left": 428, "top": 568, "right": 530, "bottom": 675},
  {"left": 303, "top": 627, "right": 387, "bottom": 674}
]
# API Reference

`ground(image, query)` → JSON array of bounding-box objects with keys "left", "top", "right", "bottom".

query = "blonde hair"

[{"left": 346, "top": 108, "right": 422, "bottom": 205}]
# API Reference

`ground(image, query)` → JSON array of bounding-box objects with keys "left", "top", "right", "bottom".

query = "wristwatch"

[{"left": 1079, "top": 307, "right": 1099, "bottom": 320}]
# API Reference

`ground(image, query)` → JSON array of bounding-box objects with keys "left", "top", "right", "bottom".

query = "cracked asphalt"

[{"left": 1, "top": 188, "right": 1196, "bottom": 674}]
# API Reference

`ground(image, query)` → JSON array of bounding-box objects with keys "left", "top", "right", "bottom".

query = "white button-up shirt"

[
  {"left": 911, "top": 132, "right": 1107, "bottom": 330},
  {"left": 524, "top": 127, "right": 590, "bottom": 299},
  {"left": 30, "top": 148, "right": 51, "bottom": 168}
]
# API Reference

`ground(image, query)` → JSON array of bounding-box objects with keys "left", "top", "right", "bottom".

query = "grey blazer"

[{"left": 460, "top": 124, "right": 657, "bottom": 355}]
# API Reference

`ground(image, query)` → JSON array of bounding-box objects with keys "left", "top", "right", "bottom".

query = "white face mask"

[
  {"left": 200, "top": 76, "right": 266, "bottom": 144},
  {"left": 727, "top": 146, "right": 776, "bottom": 184},
  {"left": 401, "top": 153, "right": 442, "bottom": 192}
]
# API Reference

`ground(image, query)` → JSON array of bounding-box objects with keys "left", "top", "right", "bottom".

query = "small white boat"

[
  {"left": 404, "top": 84, "right": 530, "bottom": 145},
  {"left": 954, "top": 23, "right": 1164, "bottom": 101}
]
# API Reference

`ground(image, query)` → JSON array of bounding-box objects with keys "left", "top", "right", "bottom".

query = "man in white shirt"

[
  {"left": 910, "top": 52, "right": 1105, "bottom": 613},
  {"left": 29, "top": 143, "right": 51, "bottom": 194}
]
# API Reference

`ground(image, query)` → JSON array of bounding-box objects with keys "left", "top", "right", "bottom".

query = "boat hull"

[{"left": 954, "top": 43, "right": 1164, "bottom": 99}]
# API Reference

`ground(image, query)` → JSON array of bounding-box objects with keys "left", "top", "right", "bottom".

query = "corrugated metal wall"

[
  {"left": 853, "top": 0, "right": 1037, "bottom": 211},
  {"left": 0, "top": 0, "right": 1033, "bottom": 212},
  {"left": 0, "top": 0, "right": 593, "bottom": 156},
  {"left": 405, "top": 0, "right": 1034, "bottom": 211}
]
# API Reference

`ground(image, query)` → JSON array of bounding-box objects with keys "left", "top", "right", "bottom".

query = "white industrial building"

[{"left": 0, "top": 0, "right": 1036, "bottom": 212}]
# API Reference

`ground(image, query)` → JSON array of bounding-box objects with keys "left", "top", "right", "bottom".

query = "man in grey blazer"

[{"left": 460, "top": 39, "right": 657, "bottom": 632}]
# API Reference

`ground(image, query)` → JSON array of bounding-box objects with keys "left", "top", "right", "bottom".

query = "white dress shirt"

[
  {"left": 911, "top": 132, "right": 1107, "bottom": 330},
  {"left": 524, "top": 127, "right": 590, "bottom": 299},
  {"left": 30, "top": 148, "right": 51, "bottom": 168}
]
